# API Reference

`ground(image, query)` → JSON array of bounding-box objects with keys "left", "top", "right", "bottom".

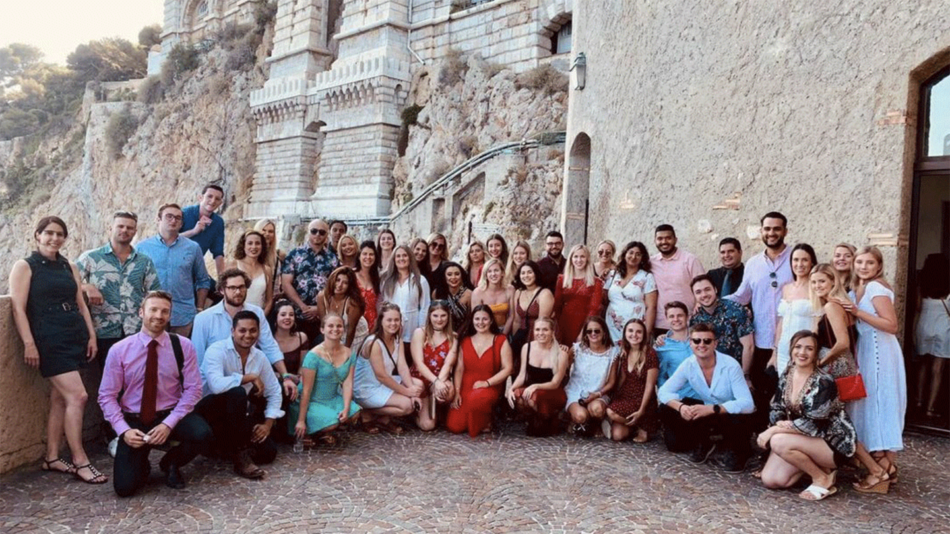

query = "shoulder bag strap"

[{"left": 169, "top": 333, "right": 185, "bottom": 388}]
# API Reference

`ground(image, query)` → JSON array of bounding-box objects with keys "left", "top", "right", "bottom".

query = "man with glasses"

[
  {"left": 191, "top": 269, "right": 297, "bottom": 400},
  {"left": 725, "top": 212, "right": 792, "bottom": 424},
  {"left": 281, "top": 218, "right": 340, "bottom": 341},
  {"left": 538, "top": 230, "right": 566, "bottom": 291},
  {"left": 657, "top": 323, "right": 755, "bottom": 473},
  {"left": 138, "top": 204, "right": 212, "bottom": 337},
  {"left": 78, "top": 211, "right": 162, "bottom": 367}
]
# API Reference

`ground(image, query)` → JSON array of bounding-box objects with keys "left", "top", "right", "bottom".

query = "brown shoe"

[{"left": 233, "top": 449, "right": 264, "bottom": 480}]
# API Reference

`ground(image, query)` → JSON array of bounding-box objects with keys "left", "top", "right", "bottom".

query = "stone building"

[{"left": 563, "top": 1, "right": 949, "bottom": 429}]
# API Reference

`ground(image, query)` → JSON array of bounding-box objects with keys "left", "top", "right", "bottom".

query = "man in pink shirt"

[
  {"left": 651, "top": 224, "right": 705, "bottom": 336},
  {"left": 98, "top": 290, "right": 211, "bottom": 497}
]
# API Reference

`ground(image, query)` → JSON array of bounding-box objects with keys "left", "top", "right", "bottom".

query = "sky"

[{"left": 0, "top": 1, "right": 165, "bottom": 65}]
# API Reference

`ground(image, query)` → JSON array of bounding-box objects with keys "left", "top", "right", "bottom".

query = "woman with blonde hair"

[
  {"left": 840, "top": 246, "right": 906, "bottom": 486},
  {"left": 506, "top": 240, "right": 532, "bottom": 287},
  {"left": 808, "top": 263, "right": 858, "bottom": 380},
  {"left": 336, "top": 234, "right": 360, "bottom": 271},
  {"left": 464, "top": 240, "right": 487, "bottom": 289},
  {"left": 410, "top": 301, "right": 459, "bottom": 430},
  {"left": 553, "top": 244, "right": 604, "bottom": 344},
  {"left": 506, "top": 317, "right": 569, "bottom": 436},
  {"left": 228, "top": 230, "right": 273, "bottom": 314},
  {"left": 594, "top": 240, "right": 617, "bottom": 282},
  {"left": 254, "top": 218, "right": 285, "bottom": 300},
  {"left": 472, "top": 258, "right": 514, "bottom": 334},
  {"left": 426, "top": 232, "right": 450, "bottom": 291},
  {"left": 832, "top": 243, "right": 857, "bottom": 292}
]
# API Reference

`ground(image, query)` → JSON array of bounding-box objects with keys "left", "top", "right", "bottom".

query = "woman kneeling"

[
  {"left": 291, "top": 313, "right": 361, "bottom": 446},
  {"left": 410, "top": 301, "right": 459, "bottom": 430},
  {"left": 507, "top": 318, "right": 569, "bottom": 436}
]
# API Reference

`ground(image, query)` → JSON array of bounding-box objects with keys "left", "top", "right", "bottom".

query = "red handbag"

[{"left": 835, "top": 373, "right": 867, "bottom": 402}]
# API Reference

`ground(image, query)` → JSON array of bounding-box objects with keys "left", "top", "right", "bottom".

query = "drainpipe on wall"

[{"left": 406, "top": 0, "right": 425, "bottom": 65}]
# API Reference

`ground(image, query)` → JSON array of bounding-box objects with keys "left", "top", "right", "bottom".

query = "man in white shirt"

[
  {"left": 657, "top": 323, "right": 755, "bottom": 473},
  {"left": 196, "top": 311, "right": 283, "bottom": 479}
]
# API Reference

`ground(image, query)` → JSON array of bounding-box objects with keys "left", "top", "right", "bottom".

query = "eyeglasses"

[
  {"left": 769, "top": 271, "right": 778, "bottom": 288},
  {"left": 585, "top": 329, "right": 603, "bottom": 335},
  {"left": 690, "top": 338, "right": 715, "bottom": 345},
  {"left": 162, "top": 213, "right": 183, "bottom": 221},
  {"left": 310, "top": 228, "right": 328, "bottom": 236},
  {"left": 224, "top": 285, "right": 247, "bottom": 292}
]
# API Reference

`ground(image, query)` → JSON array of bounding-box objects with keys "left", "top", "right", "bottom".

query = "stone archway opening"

[{"left": 563, "top": 132, "right": 591, "bottom": 246}]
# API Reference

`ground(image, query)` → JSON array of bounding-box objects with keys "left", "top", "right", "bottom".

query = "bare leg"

[
  {"left": 605, "top": 408, "right": 626, "bottom": 425},
  {"left": 926, "top": 358, "right": 946, "bottom": 415},
  {"left": 47, "top": 372, "right": 90, "bottom": 466},
  {"left": 46, "top": 386, "right": 66, "bottom": 461},
  {"left": 610, "top": 423, "right": 630, "bottom": 442},
  {"left": 769, "top": 434, "right": 835, "bottom": 498},
  {"left": 587, "top": 399, "right": 607, "bottom": 420},
  {"left": 760, "top": 449, "right": 806, "bottom": 489},
  {"left": 567, "top": 402, "right": 589, "bottom": 425}
]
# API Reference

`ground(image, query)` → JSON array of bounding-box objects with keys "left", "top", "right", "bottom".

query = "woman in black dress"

[{"left": 9, "top": 216, "right": 106, "bottom": 484}]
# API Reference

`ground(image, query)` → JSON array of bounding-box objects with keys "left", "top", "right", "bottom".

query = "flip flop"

[
  {"left": 800, "top": 484, "right": 837, "bottom": 501},
  {"left": 42, "top": 457, "right": 77, "bottom": 475}
]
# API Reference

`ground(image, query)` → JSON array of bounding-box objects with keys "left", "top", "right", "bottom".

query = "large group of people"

[{"left": 10, "top": 185, "right": 940, "bottom": 503}]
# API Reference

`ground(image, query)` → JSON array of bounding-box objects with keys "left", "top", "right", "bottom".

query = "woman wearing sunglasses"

[{"left": 564, "top": 317, "right": 619, "bottom": 436}]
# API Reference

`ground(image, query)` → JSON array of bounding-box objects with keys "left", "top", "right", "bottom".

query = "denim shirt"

[{"left": 137, "top": 235, "right": 212, "bottom": 327}]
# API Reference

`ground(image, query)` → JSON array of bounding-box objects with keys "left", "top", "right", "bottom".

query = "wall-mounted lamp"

[{"left": 570, "top": 52, "right": 586, "bottom": 90}]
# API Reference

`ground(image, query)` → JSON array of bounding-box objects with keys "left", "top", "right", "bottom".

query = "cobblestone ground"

[{"left": 1, "top": 423, "right": 948, "bottom": 534}]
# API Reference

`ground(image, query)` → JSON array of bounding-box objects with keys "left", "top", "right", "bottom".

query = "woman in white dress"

[
  {"left": 353, "top": 303, "right": 425, "bottom": 434},
  {"left": 380, "top": 245, "right": 431, "bottom": 351},
  {"left": 605, "top": 241, "right": 657, "bottom": 342},
  {"left": 564, "top": 316, "right": 620, "bottom": 435},
  {"left": 840, "top": 246, "right": 906, "bottom": 480},
  {"left": 770, "top": 244, "right": 818, "bottom": 373},
  {"left": 228, "top": 230, "right": 273, "bottom": 315},
  {"left": 914, "top": 253, "right": 949, "bottom": 420}
]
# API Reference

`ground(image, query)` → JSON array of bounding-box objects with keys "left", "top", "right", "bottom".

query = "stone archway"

[{"left": 562, "top": 132, "right": 590, "bottom": 246}]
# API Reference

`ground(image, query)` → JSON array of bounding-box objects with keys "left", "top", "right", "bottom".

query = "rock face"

[
  {"left": 0, "top": 47, "right": 264, "bottom": 293},
  {"left": 391, "top": 54, "right": 569, "bottom": 258}
]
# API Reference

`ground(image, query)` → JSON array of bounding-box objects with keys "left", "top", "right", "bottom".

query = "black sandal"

[
  {"left": 42, "top": 457, "right": 76, "bottom": 474},
  {"left": 74, "top": 463, "right": 108, "bottom": 484}
]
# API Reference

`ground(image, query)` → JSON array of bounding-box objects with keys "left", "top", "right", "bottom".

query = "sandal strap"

[
  {"left": 75, "top": 464, "right": 106, "bottom": 481},
  {"left": 45, "top": 457, "right": 77, "bottom": 469}
]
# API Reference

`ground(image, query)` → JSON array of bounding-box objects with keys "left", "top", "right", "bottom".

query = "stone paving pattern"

[{"left": 1, "top": 423, "right": 948, "bottom": 534}]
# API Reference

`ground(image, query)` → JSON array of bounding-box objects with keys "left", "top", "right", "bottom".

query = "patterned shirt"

[
  {"left": 76, "top": 243, "right": 161, "bottom": 338},
  {"left": 137, "top": 235, "right": 213, "bottom": 327},
  {"left": 689, "top": 298, "right": 754, "bottom": 362},
  {"left": 281, "top": 245, "right": 340, "bottom": 308}
]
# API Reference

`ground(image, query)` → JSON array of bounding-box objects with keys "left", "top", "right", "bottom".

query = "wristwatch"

[{"left": 713, "top": 404, "right": 721, "bottom": 415}]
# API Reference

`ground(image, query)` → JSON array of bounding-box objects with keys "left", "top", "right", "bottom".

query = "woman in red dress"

[
  {"left": 506, "top": 317, "right": 569, "bottom": 436},
  {"left": 355, "top": 241, "right": 380, "bottom": 328},
  {"left": 446, "top": 305, "right": 514, "bottom": 437},
  {"left": 605, "top": 318, "right": 659, "bottom": 443},
  {"left": 410, "top": 301, "right": 458, "bottom": 431},
  {"left": 554, "top": 245, "right": 604, "bottom": 344}
]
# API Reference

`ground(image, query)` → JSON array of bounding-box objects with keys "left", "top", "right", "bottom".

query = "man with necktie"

[
  {"left": 707, "top": 237, "right": 745, "bottom": 298},
  {"left": 98, "top": 290, "right": 211, "bottom": 497}
]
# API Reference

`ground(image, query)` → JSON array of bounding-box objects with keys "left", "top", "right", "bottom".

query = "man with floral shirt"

[
  {"left": 688, "top": 274, "right": 754, "bottom": 387},
  {"left": 77, "top": 211, "right": 161, "bottom": 367},
  {"left": 280, "top": 218, "right": 340, "bottom": 341}
]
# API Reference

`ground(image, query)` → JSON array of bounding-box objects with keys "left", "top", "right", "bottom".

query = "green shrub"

[
  {"left": 401, "top": 104, "right": 423, "bottom": 127},
  {"left": 514, "top": 64, "right": 568, "bottom": 96},
  {"left": 138, "top": 24, "right": 162, "bottom": 48},
  {"left": 104, "top": 107, "right": 139, "bottom": 159},
  {"left": 160, "top": 43, "right": 200, "bottom": 86}
]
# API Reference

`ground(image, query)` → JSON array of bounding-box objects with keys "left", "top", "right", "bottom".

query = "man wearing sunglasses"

[
  {"left": 657, "top": 323, "right": 755, "bottom": 473},
  {"left": 725, "top": 212, "right": 792, "bottom": 426},
  {"left": 280, "top": 218, "right": 340, "bottom": 341}
]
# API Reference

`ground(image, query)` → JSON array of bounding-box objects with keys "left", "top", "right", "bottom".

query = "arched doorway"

[
  {"left": 906, "top": 63, "right": 950, "bottom": 435},
  {"left": 562, "top": 132, "right": 590, "bottom": 246}
]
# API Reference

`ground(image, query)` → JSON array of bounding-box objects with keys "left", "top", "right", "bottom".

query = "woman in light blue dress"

[
  {"left": 842, "top": 247, "right": 906, "bottom": 482},
  {"left": 291, "top": 313, "right": 361, "bottom": 445}
]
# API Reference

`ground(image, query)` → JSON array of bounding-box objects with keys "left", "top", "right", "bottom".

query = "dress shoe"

[{"left": 159, "top": 457, "right": 186, "bottom": 489}]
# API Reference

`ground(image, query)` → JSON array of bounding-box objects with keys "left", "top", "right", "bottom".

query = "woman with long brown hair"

[
  {"left": 410, "top": 301, "right": 459, "bottom": 430},
  {"left": 355, "top": 240, "right": 381, "bottom": 329},
  {"left": 564, "top": 316, "right": 619, "bottom": 436},
  {"left": 380, "top": 245, "right": 431, "bottom": 348},
  {"left": 228, "top": 230, "right": 273, "bottom": 315},
  {"left": 315, "top": 267, "right": 367, "bottom": 348},
  {"left": 605, "top": 319, "right": 659, "bottom": 442}
]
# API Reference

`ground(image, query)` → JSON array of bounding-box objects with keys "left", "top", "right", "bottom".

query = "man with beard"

[
  {"left": 99, "top": 291, "right": 211, "bottom": 496},
  {"left": 651, "top": 224, "right": 705, "bottom": 337},
  {"left": 191, "top": 269, "right": 297, "bottom": 401},
  {"left": 197, "top": 311, "right": 283, "bottom": 479},
  {"left": 726, "top": 212, "right": 792, "bottom": 423},
  {"left": 537, "top": 230, "right": 566, "bottom": 292},
  {"left": 77, "top": 211, "right": 161, "bottom": 366}
]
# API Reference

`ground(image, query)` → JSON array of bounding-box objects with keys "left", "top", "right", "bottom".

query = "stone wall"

[
  {"left": 0, "top": 296, "right": 101, "bottom": 474},
  {"left": 564, "top": 0, "right": 950, "bottom": 318}
]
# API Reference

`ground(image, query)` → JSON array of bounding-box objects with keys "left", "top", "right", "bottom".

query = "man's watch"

[{"left": 713, "top": 404, "right": 722, "bottom": 415}]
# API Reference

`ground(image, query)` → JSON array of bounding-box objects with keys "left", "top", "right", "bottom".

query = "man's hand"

[
  {"left": 146, "top": 423, "right": 171, "bottom": 446},
  {"left": 283, "top": 377, "right": 298, "bottom": 402},
  {"left": 195, "top": 215, "right": 212, "bottom": 232},
  {"left": 84, "top": 284, "right": 104, "bottom": 306},
  {"left": 251, "top": 420, "right": 273, "bottom": 443},
  {"left": 123, "top": 429, "right": 148, "bottom": 449},
  {"left": 654, "top": 334, "right": 667, "bottom": 347},
  {"left": 302, "top": 305, "right": 320, "bottom": 320}
]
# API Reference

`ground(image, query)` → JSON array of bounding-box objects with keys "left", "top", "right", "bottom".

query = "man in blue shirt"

[
  {"left": 137, "top": 204, "right": 212, "bottom": 337},
  {"left": 180, "top": 184, "right": 226, "bottom": 276},
  {"left": 653, "top": 301, "right": 700, "bottom": 400},
  {"left": 657, "top": 323, "right": 755, "bottom": 473},
  {"left": 191, "top": 269, "right": 297, "bottom": 400}
]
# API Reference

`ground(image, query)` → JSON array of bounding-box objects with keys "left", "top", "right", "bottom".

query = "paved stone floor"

[{"left": 1, "top": 424, "right": 948, "bottom": 534}]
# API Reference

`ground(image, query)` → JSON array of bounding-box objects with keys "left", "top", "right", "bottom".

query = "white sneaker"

[
  {"left": 108, "top": 437, "right": 119, "bottom": 458},
  {"left": 601, "top": 419, "right": 612, "bottom": 439}
]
